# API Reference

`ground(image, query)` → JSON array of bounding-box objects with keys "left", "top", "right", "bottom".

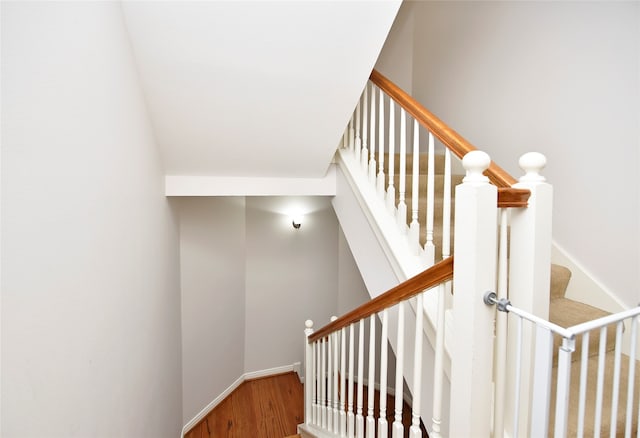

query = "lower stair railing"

[{"left": 302, "top": 150, "right": 555, "bottom": 437}]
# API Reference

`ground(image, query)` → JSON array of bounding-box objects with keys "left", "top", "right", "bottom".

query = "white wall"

[
  {"left": 379, "top": 1, "right": 640, "bottom": 307},
  {"left": 175, "top": 198, "right": 246, "bottom": 424},
  {"left": 244, "top": 197, "right": 339, "bottom": 372},
  {"left": 1, "top": 2, "right": 182, "bottom": 437}
]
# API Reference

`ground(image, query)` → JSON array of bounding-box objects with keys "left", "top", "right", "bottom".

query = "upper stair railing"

[{"left": 308, "top": 70, "right": 554, "bottom": 437}]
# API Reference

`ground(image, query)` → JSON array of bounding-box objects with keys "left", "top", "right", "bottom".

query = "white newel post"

[
  {"left": 449, "top": 151, "right": 498, "bottom": 437},
  {"left": 304, "top": 320, "right": 314, "bottom": 426},
  {"left": 506, "top": 152, "right": 553, "bottom": 437}
]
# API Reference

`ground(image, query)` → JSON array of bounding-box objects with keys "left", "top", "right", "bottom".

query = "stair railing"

[
  {"left": 339, "top": 69, "right": 529, "bottom": 269},
  {"left": 301, "top": 257, "right": 454, "bottom": 438},
  {"left": 329, "top": 70, "right": 556, "bottom": 437},
  {"left": 485, "top": 293, "right": 640, "bottom": 438}
]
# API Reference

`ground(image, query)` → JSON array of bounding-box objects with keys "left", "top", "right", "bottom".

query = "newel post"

[
  {"left": 449, "top": 151, "right": 498, "bottom": 437},
  {"left": 304, "top": 319, "right": 314, "bottom": 426},
  {"left": 505, "top": 152, "right": 553, "bottom": 436}
]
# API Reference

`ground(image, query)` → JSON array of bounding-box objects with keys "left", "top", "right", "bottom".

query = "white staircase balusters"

[
  {"left": 392, "top": 302, "right": 405, "bottom": 438},
  {"left": 594, "top": 327, "right": 608, "bottom": 436},
  {"left": 305, "top": 320, "right": 314, "bottom": 428},
  {"left": 315, "top": 340, "right": 321, "bottom": 426},
  {"left": 348, "top": 323, "right": 356, "bottom": 438},
  {"left": 355, "top": 98, "right": 362, "bottom": 165},
  {"left": 577, "top": 332, "right": 590, "bottom": 437},
  {"left": 441, "top": 149, "right": 452, "bottom": 261},
  {"left": 377, "top": 88, "right": 386, "bottom": 200},
  {"left": 378, "top": 309, "right": 388, "bottom": 438},
  {"left": 349, "top": 117, "right": 355, "bottom": 153},
  {"left": 366, "top": 315, "right": 376, "bottom": 438},
  {"left": 361, "top": 84, "right": 369, "bottom": 173},
  {"left": 386, "top": 100, "right": 396, "bottom": 216},
  {"left": 368, "top": 84, "right": 377, "bottom": 186},
  {"left": 610, "top": 322, "right": 624, "bottom": 437},
  {"left": 424, "top": 132, "right": 435, "bottom": 265},
  {"left": 408, "top": 119, "right": 420, "bottom": 254},
  {"left": 326, "top": 334, "right": 334, "bottom": 430},
  {"left": 333, "top": 317, "right": 340, "bottom": 435},
  {"left": 340, "top": 327, "right": 347, "bottom": 437},
  {"left": 409, "top": 292, "right": 424, "bottom": 438},
  {"left": 357, "top": 319, "right": 365, "bottom": 438},
  {"left": 493, "top": 208, "right": 510, "bottom": 438},
  {"left": 396, "top": 108, "right": 407, "bottom": 234},
  {"left": 321, "top": 337, "right": 327, "bottom": 429},
  {"left": 624, "top": 316, "right": 637, "bottom": 437},
  {"left": 430, "top": 282, "right": 446, "bottom": 438}
]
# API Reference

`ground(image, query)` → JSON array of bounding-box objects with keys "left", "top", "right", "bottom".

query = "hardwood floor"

[
  {"left": 184, "top": 372, "right": 427, "bottom": 438},
  {"left": 185, "top": 372, "right": 303, "bottom": 438}
]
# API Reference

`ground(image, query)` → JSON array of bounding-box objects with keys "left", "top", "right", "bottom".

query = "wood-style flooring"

[
  {"left": 184, "top": 371, "right": 427, "bottom": 438},
  {"left": 185, "top": 372, "right": 303, "bottom": 438}
]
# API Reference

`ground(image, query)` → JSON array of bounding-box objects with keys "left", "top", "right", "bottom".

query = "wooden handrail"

[
  {"left": 309, "top": 257, "right": 454, "bottom": 343},
  {"left": 370, "top": 69, "right": 529, "bottom": 206}
]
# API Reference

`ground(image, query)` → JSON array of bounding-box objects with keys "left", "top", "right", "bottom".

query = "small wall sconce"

[{"left": 292, "top": 215, "right": 302, "bottom": 229}]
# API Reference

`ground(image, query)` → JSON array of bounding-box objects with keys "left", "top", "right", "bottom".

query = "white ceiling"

[{"left": 122, "top": 1, "right": 400, "bottom": 179}]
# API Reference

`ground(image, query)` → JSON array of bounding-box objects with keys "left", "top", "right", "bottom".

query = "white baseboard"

[{"left": 181, "top": 362, "right": 301, "bottom": 437}]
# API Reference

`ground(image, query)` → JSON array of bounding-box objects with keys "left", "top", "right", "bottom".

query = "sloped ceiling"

[{"left": 122, "top": 1, "right": 401, "bottom": 178}]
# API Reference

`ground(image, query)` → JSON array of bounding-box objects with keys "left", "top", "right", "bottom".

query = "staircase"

[{"left": 309, "top": 69, "right": 640, "bottom": 438}]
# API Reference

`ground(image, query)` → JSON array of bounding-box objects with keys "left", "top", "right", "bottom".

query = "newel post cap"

[
  {"left": 462, "top": 150, "right": 491, "bottom": 184},
  {"left": 304, "top": 319, "right": 314, "bottom": 336},
  {"left": 518, "top": 152, "right": 547, "bottom": 182},
  {"left": 330, "top": 315, "right": 338, "bottom": 322}
]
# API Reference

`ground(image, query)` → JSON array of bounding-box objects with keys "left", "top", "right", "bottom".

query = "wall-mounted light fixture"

[{"left": 291, "top": 214, "right": 303, "bottom": 229}]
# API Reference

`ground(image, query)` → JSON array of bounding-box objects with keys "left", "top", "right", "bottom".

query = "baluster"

[
  {"left": 377, "top": 89, "right": 386, "bottom": 199},
  {"left": 316, "top": 340, "right": 321, "bottom": 425},
  {"left": 355, "top": 97, "right": 362, "bottom": 164},
  {"left": 378, "top": 309, "right": 389, "bottom": 438},
  {"left": 493, "top": 209, "right": 509, "bottom": 438},
  {"left": 430, "top": 283, "right": 445, "bottom": 438},
  {"left": 442, "top": 149, "right": 452, "bottom": 260},
  {"left": 386, "top": 100, "right": 396, "bottom": 215},
  {"left": 392, "top": 303, "right": 405, "bottom": 438},
  {"left": 424, "top": 131, "right": 435, "bottom": 264},
  {"left": 409, "top": 119, "right": 420, "bottom": 254},
  {"left": 624, "top": 316, "right": 637, "bottom": 436},
  {"left": 349, "top": 117, "right": 355, "bottom": 153},
  {"left": 328, "top": 327, "right": 334, "bottom": 432},
  {"left": 609, "top": 322, "right": 624, "bottom": 437},
  {"left": 361, "top": 84, "right": 369, "bottom": 173},
  {"left": 409, "top": 293, "right": 424, "bottom": 438},
  {"left": 369, "top": 84, "right": 377, "bottom": 186},
  {"left": 357, "top": 319, "right": 365, "bottom": 438},
  {"left": 343, "top": 126, "right": 349, "bottom": 150},
  {"left": 348, "top": 323, "right": 356, "bottom": 438},
  {"left": 305, "top": 320, "right": 315, "bottom": 427},
  {"left": 397, "top": 109, "right": 407, "bottom": 234},
  {"left": 366, "top": 315, "right": 376, "bottom": 438},
  {"left": 322, "top": 337, "right": 327, "bottom": 429},
  {"left": 333, "top": 317, "right": 340, "bottom": 435},
  {"left": 594, "top": 326, "right": 608, "bottom": 435},
  {"left": 576, "top": 332, "right": 590, "bottom": 437},
  {"left": 340, "top": 327, "right": 347, "bottom": 437}
]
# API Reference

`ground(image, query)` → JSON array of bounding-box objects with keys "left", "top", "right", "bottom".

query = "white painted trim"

[
  {"left": 165, "top": 165, "right": 337, "bottom": 196},
  {"left": 180, "top": 362, "right": 301, "bottom": 437}
]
